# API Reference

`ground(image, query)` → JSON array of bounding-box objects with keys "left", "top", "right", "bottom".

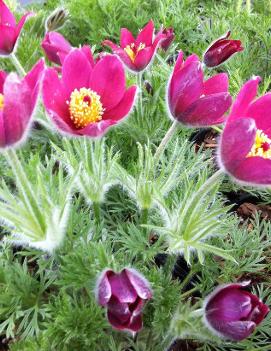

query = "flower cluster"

[{"left": 0, "top": 0, "right": 269, "bottom": 343}]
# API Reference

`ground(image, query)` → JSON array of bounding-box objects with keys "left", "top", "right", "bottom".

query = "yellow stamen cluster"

[
  {"left": 67, "top": 88, "right": 104, "bottom": 129},
  {"left": 124, "top": 42, "right": 146, "bottom": 63},
  {"left": 0, "top": 94, "right": 4, "bottom": 111},
  {"left": 247, "top": 129, "right": 271, "bottom": 159}
]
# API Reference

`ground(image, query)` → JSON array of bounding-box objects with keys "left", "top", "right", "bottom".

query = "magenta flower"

[
  {"left": 41, "top": 31, "right": 72, "bottom": 65},
  {"left": 218, "top": 76, "right": 271, "bottom": 185},
  {"left": 0, "top": 59, "right": 44, "bottom": 148},
  {"left": 103, "top": 20, "right": 165, "bottom": 73},
  {"left": 42, "top": 48, "right": 137, "bottom": 137},
  {"left": 0, "top": 0, "right": 33, "bottom": 56},
  {"left": 203, "top": 281, "right": 269, "bottom": 341},
  {"left": 203, "top": 31, "right": 244, "bottom": 68},
  {"left": 167, "top": 51, "right": 232, "bottom": 127},
  {"left": 160, "top": 27, "right": 175, "bottom": 51},
  {"left": 96, "top": 268, "right": 152, "bottom": 333}
]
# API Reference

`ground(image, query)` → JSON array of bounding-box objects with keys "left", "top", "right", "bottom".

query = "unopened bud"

[{"left": 45, "top": 7, "right": 69, "bottom": 32}]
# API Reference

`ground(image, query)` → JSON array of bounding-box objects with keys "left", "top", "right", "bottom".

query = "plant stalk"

[
  {"left": 9, "top": 53, "right": 26, "bottom": 77},
  {"left": 93, "top": 201, "right": 101, "bottom": 224},
  {"left": 154, "top": 120, "right": 179, "bottom": 160}
]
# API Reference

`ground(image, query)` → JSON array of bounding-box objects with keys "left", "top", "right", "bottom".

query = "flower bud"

[
  {"left": 45, "top": 7, "right": 69, "bottom": 32},
  {"left": 203, "top": 282, "right": 269, "bottom": 341},
  {"left": 203, "top": 31, "right": 243, "bottom": 68},
  {"left": 96, "top": 268, "right": 152, "bottom": 333},
  {"left": 160, "top": 27, "right": 175, "bottom": 51},
  {"left": 41, "top": 32, "right": 72, "bottom": 65}
]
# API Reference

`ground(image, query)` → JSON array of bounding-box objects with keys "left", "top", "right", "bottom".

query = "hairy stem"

[
  {"left": 93, "top": 201, "right": 101, "bottom": 224},
  {"left": 154, "top": 120, "right": 179, "bottom": 160},
  {"left": 9, "top": 53, "right": 26, "bottom": 77}
]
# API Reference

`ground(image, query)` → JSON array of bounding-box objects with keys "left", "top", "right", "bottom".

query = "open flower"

[
  {"left": 203, "top": 31, "right": 244, "bottom": 68},
  {"left": 218, "top": 76, "right": 271, "bottom": 185},
  {"left": 167, "top": 51, "right": 232, "bottom": 127},
  {"left": 0, "top": 0, "right": 33, "bottom": 56},
  {"left": 203, "top": 281, "right": 269, "bottom": 341},
  {"left": 160, "top": 27, "right": 175, "bottom": 51},
  {"left": 103, "top": 20, "right": 164, "bottom": 73},
  {"left": 0, "top": 59, "right": 44, "bottom": 148},
  {"left": 41, "top": 31, "right": 72, "bottom": 65},
  {"left": 96, "top": 268, "right": 152, "bottom": 332},
  {"left": 42, "top": 48, "right": 137, "bottom": 137}
]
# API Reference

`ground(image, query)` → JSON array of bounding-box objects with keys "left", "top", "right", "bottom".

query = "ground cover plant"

[{"left": 0, "top": 0, "right": 271, "bottom": 350}]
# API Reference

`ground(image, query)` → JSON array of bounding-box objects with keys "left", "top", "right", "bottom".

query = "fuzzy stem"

[
  {"left": 93, "top": 201, "right": 101, "bottom": 224},
  {"left": 236, "top": 0, "right": 243, "bottom": 13},
  {"left": 9, "top": 53, "right": 26, "bottom": 77},
  {"left": 137, "top": 72, "right": 144, "bottom": 118},
  {"left": 154, "top": 120, "right": 179, "bottom": 160},
  {"left": 246, "top": 0, "right": 251, "bottom": 13},
  {"left": 141, "top": 207, "right": 149, "bottom": 228},
  {"left": 5, "top": 149, "right": 46, "bottom": 233}
]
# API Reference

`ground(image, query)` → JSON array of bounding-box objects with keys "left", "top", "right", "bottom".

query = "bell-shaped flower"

[
  {"left": 218, "top": 76, "right": 271, "bottom": 185},
  {"left": 42, "top": 48, "right": 137, "bottom": 137},
  {"left": 41, "top": 31, "right": 72, "bottom": 65},
  {"left": 0, "top": 0, "right": 33, "bottom": 56},
  {"left": 167, "top": 51, "right": 232, "bottom": 127},
  {"left": 203, "top": 31, "right": 244, "bottom": 68},
  {"left": 160, "top": 26, "right": 175, "bottom": 51},
  {"left": 96, "top": 268, "right": 152, "bottom": 332},
  {"left": 103, "top": 20, "right": 165, "bottom": 73},
  {"left": 0, "top": 59, "right": 45, "bottom": 148},
  {"left": 203, "top": 281, "right": 269, "bottom": 341}
]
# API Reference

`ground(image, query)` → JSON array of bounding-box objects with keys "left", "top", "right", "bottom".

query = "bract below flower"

[
  {"left": 203, "top": 281, "right": 269, "bottom": 341},
  {"left": 96, "top": 268, "right": 152, "bottom": 332},
  {"left": 103, "top": 20, "right": 165, "bottom": 73},
  {"left": 218, "top": 76, "right": 271, "bottom": 185},
  {"left": 42, "top": 48, "right": 137, "bottom": 137},
  {"left": 0, "top": 59, "right": 44, "bottom": 148},
  {"left": 0, "top": 0, "right": 33, "bottom": 56},
  {"left": 167, "top": 50, "right": 232, "bottom": 127}
]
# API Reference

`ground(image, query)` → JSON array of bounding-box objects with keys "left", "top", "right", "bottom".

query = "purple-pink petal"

[
  {"left": 135, "top": 20, "right": 154, "bottom": 47},
  {"left": 0, "top": 0, "right": 16, "bottom": 27},
  {"left": 229, "top": 76, "right": 261, "bottom": 122},
  {"left": 0, "top": 71, "right": 7, "bottom": 93},
  {"left": 0, "top": 25, "right": 17, "bottom": 55},
  {"left": 62, "top": 49, "right": 92, "bottom": 97},
  {"left": 125, "top": 268, "right": 152, "bottom": 300},
  {"left": 103, "top": 85, "right": 137, "bottom": 121},
  {"left": 219, "top": 117, "right": 256, "bottom": 177},
  {"left": 89, "top": 55, "right": 125, "bottom": 110},
  {"left": 96, "top": 270, "right": 112, "bottom": 306},
  {"left": 203, "top": 73, "right": 229, "bottom": 95},
  {"left": 169, "top": 61, "right": 204, "bottom": 116},
  {"left": 15, "top": 12, "right": 33, "bottom": 36},
  {"left": 108, "top": 270, "right": 137, "bottom": 304},
  {"left": 231, "top": 157, "right": 271, "bottom": 185},
  {"left": 177, "top": 92, "right": 232, "bottom": 126},
  {"left": 120, "top": 28, "right": 135, "bottom": 48}
]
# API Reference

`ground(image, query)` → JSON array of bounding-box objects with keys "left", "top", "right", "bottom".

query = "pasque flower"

[
  {"left": 218, "top": 76, "right": 271, "bottom": 185},
  {"left": 41, "top": 31, "right": 72, "bottom": 65},
  {"left": 42, "top": 48, "right": 137, "bottom": 137},
  {"left": 103, "top": 20, "right": 165, "bottom": 73},
  {"left": 167, "top": 51, "right": 232, "bottom": 126},
  {"left": 160, "top": 27, "right": 175, "bottom": 51},
  {"left": 96, "top": 268, "right": 152, "bottom": 332},
  {"left": 203, "top": 281, "right": 269, "bottom": 341},
  {"left": 203, "top": 31, "right": 244, "bottom": 68},
  {"left": 0, "top": 0, "right": 33, "bottom": 56},
  {"left": 0, "top": 59, "right": 44, "bottom": 148}
]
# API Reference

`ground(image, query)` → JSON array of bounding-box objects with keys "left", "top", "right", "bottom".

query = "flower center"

[
  {"left": 67, "top": 88, "right": 104, "bottom": 129},
  {"left": 124, "top": 42, "right": 146, "bottom": 63},
  {"left": 0, "top": 94, "right": 4, "bottom": 111},
  {"left": 247, "top": 129, "right": 271, "bottom": 159}
]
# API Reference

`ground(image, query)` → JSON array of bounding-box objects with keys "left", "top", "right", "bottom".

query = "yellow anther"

[
  {"left": 124, "top": 42, "right": 146, "bottom": 63},
  {"left": 67, "top": 88, "right": 104, "bottom": 129},
  {"left": 247, "top": 129, "right": 271, "bottom": 159},
  {"left": 0, "top": 94, "right": 4, "bottom": 111}
]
